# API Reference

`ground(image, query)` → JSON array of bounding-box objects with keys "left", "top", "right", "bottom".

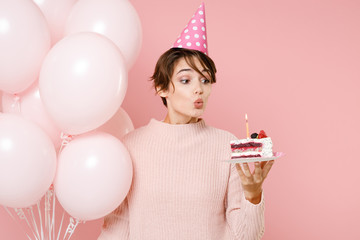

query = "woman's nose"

[{"left": 194, "top": 82, "right": 203, "bottom": 94}]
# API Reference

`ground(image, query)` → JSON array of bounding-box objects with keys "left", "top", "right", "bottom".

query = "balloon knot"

[
  {"left": 13, "top": 94, "right": 20, "bottom": 102},
  {"left": 11, "top": 94, "right": 21, "bottom": 111},
  {"left": 60, "top": 132, "right": 73, "bottom": 151}
]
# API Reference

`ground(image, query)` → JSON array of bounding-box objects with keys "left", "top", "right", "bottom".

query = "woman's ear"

[{"left": 156, "top": 87, "right": 168, "bottom": 98}]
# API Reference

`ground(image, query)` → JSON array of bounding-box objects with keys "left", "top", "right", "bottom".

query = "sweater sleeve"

[
  {"left": 97, "top": 197, "right": 130, "bottom": 240},
  {"left": 225, "top": 163, "right": 265, "bottom": 240}
]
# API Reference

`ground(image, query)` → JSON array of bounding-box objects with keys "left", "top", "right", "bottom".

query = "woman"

[{"left": 98, "top": 4, "right": 274, "bottom": 240}]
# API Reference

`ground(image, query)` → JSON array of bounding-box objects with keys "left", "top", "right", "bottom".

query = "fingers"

[
  {"left": 253, "top": 162, "right": 262, "bottom": 182},
  {"left": 235, "top": 163, "right": 246, "bottom": 182},
  {"left": 236, "top": 160, "right": 275, "bottom": 180},
  {"left": 260, "top": 161, "right": 267, "bottom": 169},
  {"left": 235, "top": 163, "right": 251, "bottom": 180},
  {"left": 241, "top": 162, "right": 252, "bottom": 177},
  {"left": 262, "top": 160, "right": 275, "bottom": 179},
  {"left": 235, "top": 163, "right": 242, "bottom": 173}
]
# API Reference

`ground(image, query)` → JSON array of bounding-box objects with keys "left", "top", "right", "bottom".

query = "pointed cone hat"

[{"left": 172, "top": 3, "right": 208, "bottom": 55}]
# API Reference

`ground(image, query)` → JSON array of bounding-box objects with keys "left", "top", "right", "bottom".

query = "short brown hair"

[{"left": 150, "top": 48, "right": 217, "bottom": 107}]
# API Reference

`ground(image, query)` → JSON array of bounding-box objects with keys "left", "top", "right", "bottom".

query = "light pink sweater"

[{"left": 98, "top": 119, "right": 265, "bottom": 240}]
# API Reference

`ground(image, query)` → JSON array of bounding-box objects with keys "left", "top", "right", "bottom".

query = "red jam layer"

[
  {"left": 231, "top": 142, "right": 262, "bottom": 149},
  {"left": 231, "top": 142, "right": 263, "bottom": 152}
]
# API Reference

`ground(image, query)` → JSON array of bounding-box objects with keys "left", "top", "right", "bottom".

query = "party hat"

[{"left": 172, "top": 3, "right": 208, "bottom": 55}]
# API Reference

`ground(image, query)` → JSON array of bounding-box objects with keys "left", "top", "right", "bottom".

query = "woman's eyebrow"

[
  {"left": 177, "top": 68, "right": 209, "bottom": 75},
  {"left": 176, "top": 68, "right": 192, "bottom": 75}
]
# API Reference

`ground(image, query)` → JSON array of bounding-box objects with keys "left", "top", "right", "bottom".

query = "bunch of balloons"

[{"left": 0, "top": 0, "right": 141, "bottom": 238}]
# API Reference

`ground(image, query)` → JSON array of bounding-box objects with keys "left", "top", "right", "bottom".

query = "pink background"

[{"left": 1, "top": 0, "right": 360, "bottom": 239}]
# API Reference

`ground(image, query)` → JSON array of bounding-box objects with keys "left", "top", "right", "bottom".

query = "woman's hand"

[{"left": 235, "top": 160, "right": 274, "bottom": 204}]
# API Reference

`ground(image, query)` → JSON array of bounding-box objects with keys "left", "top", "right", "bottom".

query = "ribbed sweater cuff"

[
  {"left": 241, "top": 191, "right": 265, "bottom": 208},
  {"left": 239, "top": 191, "right": 265, "bottom": 239}
]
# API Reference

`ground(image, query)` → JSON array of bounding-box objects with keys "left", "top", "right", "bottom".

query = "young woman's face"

[{"left": 159, "top": 57, "right": 212, "bottom": 123}]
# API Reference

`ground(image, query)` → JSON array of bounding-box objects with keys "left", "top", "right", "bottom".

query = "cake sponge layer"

[{"left": 230, "top": 137, "right": 273, "bottom": 158}]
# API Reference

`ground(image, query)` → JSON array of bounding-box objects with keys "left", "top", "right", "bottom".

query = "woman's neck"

[{"left": 163, "top": 113, "right": 199, "bottom": 124}]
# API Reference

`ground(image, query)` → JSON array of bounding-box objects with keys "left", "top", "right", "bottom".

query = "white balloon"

[
  {"left": 2, "top": 82, "right": 62, "bottom": 149},
  {"left": 39, "top": 32, "right": 128, "bottom": 135},
  {"left": 0, "top": 0, "right": 50, "bottom": 93},
  {"left": 55, "top": 131, "right": 133, "bottom": 221},
  {"left": 0, "top": 114, "right": 56, "bottom": 208},
  {"left": 65, "top": 0, "right": 142, "bottom": 69},
  {"left": 96, "top": 107, "right": 134, "bottom": 140},
  {"left": 33, "top": 0, "right": 78, "bottom": 45},
  {"left": 0, "top": 91, "right": 2, "bottom": 112}
]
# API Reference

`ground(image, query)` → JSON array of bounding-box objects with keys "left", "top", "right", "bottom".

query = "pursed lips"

[
  {"left": 194, "top": 98, "right": 203, "bottom": 104},
  {"left": 194, "top": 98, "right": 204, "bottom": 109}
]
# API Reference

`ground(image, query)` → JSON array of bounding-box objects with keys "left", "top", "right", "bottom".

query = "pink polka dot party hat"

[{"left": 172, "top": 2, "right": 208, "bottom": 55}]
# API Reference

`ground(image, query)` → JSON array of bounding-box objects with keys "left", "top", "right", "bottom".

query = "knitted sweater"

[{"left": 98, "top": 118, "right": 265, "bottom": 240}]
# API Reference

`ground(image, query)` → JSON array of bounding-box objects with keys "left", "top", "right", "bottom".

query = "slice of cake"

[{"left": 230, "top": 130, "right": 273, "bottom": 159}]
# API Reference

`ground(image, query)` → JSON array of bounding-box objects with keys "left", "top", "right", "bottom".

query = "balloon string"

[
  {"left": 45, "top": 192, "right": 49, "bottom": 239},
  {"left": 52, "top": 186, "right": 56, "bottom": 240},
  {"left": 63, "top": 217, "right": 80, "bottom": 240},
  {"left": 3, "top": 206, "right": 32, "bottom": 240},
  {"left": 37, "top": 201, "right": 44, "bottom": 240},
  {"left": 3, "top": 206, "right": 16, "bottom": 220},
  {"left": 11, "top": 94, "right": 21, "bottom": 113},
  {"left": 15, "top": 207, "right": 38, "bottom": 240},
  {"left": 45, "top": 187, "right": 54, "bottom": 240},
  {"left": 28, "top": 206, "right": 41, "bottom": 240},
  {"left": 66, "top": 219, "right": 80, "bottom": 240},
  {"left": 57, "top": 212, "right": 65, "bottom": 240},
  {"left": 31, "top": 206, "right": 40, "bottom": 240}
]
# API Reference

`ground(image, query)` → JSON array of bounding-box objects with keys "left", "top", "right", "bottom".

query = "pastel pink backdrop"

[{"left": 1, "top": 0, "right": 359, "bottom": 239}]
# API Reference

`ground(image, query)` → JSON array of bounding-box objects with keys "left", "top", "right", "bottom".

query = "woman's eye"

[
  {"left": 180, "top": 79, "right": 190, "bottom": 84},
  {"left": 201, "top": 79, "right": 210, "bottom": 84}
]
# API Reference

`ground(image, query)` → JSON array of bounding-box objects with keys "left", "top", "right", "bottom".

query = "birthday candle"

[{"left": 245, "top": 113, "right": 250, "bottom": 139}]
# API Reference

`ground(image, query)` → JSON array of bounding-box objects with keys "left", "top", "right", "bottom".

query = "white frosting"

[{"left": 230, "top": 137, "right": 273, "bottom": 158}]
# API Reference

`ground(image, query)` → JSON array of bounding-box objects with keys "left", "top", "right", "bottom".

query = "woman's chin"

[{"left": 191, "top": 109, "right": 205, "bottom": 118}]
